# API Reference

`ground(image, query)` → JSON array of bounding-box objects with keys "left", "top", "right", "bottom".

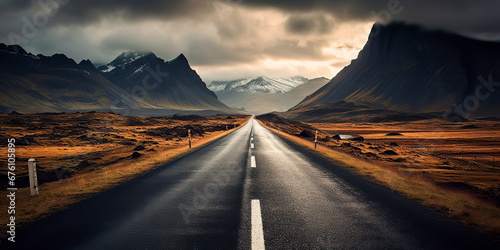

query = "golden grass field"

[
  {"left": 0, "top": 112, "right": 249, "bottom": 231},
  {"left": 258, "top": 116, "right": 500, "bottom": 236}
]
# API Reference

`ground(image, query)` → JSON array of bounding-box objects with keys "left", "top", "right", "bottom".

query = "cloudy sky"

[{"left": 1, "top": 0, "right": 500, "bottom": 83}]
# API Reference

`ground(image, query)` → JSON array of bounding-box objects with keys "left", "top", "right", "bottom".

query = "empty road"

[{"left": 9, "top": 117, "right": 499, "bottom": 249}]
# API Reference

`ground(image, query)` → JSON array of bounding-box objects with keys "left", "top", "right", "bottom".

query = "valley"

[
  {"left": 208, "top": 76, "right": 330, "bottom": 114},
  {"left": 0, "top": 9, "right": 499, "bottom": 247}
]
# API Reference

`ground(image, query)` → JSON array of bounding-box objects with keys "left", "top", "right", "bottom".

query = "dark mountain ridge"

[
  {"left": 0, "top": 44, "right": 233, "bottom": 115},
  {"left": 289, "top": 22, "right": 500, "bottom": 121},
  {"left": 99, "top": 52, "right": 226, "bottom": 111}
]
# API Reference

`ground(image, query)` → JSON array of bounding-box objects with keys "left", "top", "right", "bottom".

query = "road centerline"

[
  {"left": 251, "top": 199, "right": 265, "bottom": 250},
  {"left": 251, "top": 156, "right": 256, "bottom": 168}
]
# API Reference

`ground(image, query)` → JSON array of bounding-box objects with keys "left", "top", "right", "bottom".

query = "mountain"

[
  {"left": 0, "top": 43, "right": 142, "bottom": 113},
  {"left": 99, "top": 52, "right": 233, "bottom": 113},
  {"left": 210, "top": 76, "right": 308, "bottom": 94},
  {"left": 0, "top": 44, "right": 234, "bottom": 115},
  {"left": 288, "top": 22, "right": 500, "bottom": 122},
  {"left": 208, "top": 76, "right": 329, "bottom": 114}
]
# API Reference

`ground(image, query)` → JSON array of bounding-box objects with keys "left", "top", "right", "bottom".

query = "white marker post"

[
  {"left": 28, "top": 158, "right": 39, "bottom": 196},
  {"left": 188, "top": 129, "right": 192, "bottom": 149},
  {"left": 314, "top": 130, "right": 318, "bottom": 149}
]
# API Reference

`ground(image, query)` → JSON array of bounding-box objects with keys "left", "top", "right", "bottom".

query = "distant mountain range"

[
  {"left": 287, "top": 22, "right": 500, "bottom": 122},
  {"left": 210, "top": 76, "right": 309, "bottom": 94},
  {"left": 0, "top": 44, "right": 234, "bottom": 115},
  {"left": 208, "top": 76, "right": 329, "bottom": 114}
]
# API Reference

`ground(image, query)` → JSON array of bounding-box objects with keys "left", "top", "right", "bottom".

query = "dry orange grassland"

[
  {"left": 258, "top": 117, "right": 500, "bottom": 236},
  {"left": 0, "top": 112, "right": 249, "bottom": 231}
]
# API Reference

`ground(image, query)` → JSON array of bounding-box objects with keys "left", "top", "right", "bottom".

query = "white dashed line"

[
  {"left": 250, "top": 126, "right": 264, "bottom": 249},
  {"left": 251, "top": 199, "right": 265, "bottom": 250}
]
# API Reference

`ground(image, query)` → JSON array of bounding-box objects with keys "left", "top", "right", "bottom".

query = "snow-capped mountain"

[
  {"left": 209, "top": 76, "right": 308, "bottom": 94},
  {"left": 208, "top": 76, "right": 329, "bottom": 114},
  {"left": 99, "top": 51, "right": 233, "bottom": 114},
  {"left": 0, "top": 44, "right": 235, "bottom": 115},
  {"left": 98, "top": 51, "right": 157, "bottom": 74}
]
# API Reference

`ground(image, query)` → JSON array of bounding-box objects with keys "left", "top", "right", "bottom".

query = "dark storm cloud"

[
  {"left": 2, "top": 0, "right": 499, "bottom": 39},
  {"left": 0, "top": 0, "right": 31, "bottom": 11},
  {"left": 285, "top": 14, "right": 335, "bottom": 35},
  {"left": 214, "top": 9, "right": 250, "bottom": 39},
  {"left": 56, "top": 0, "right": 206, "bottom": 23},
  {"left": 243, "top": 0, "right": 500, "bottom": 40},
  {"left": 243, "top": 0, "right": 379, "bottom": 20},
  {"left": 0, "top": 0, "right": 210, "bottom": 36},
  {"left": 1, "top": 0, "right": 499, "bottom": 81}
]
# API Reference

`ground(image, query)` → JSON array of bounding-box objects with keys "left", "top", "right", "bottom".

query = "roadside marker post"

[
  {"left": 188, "top": 129, "right": 192, "bottom": 149},
  {"left": 28, "top": 158, "right": 39, "bottom": 196},
  {"left": 315, "top": 130, "right": 318, "bottom": 149}
]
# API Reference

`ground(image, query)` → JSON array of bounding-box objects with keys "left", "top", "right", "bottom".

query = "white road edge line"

[
  {"left": 251, "top": 156, "right": 256, "bottom": 168},
  {"left": 251, "top": 143, "right": 255, "bottom": 149},
  {"left": 251, "top": 199, "right": 265, "bottom": 250}
]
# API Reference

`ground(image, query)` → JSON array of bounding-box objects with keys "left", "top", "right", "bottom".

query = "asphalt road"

[{"left": 8, "top": 117, "right": 499, "bottom": 249}]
